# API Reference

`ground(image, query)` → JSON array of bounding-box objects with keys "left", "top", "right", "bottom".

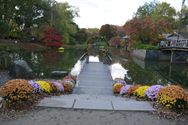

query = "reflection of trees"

[
  {"left": 2, "top": 49, "right": 84, "bottom": 78},
  {"left": 157, "top": 63, "right": 188, "bottom": 88},
  {"left": 124, "top": 60, "right": 156, "bottom": 84},
  {"left": 123, "top": 59, "right": 168, "bottom": 85}
]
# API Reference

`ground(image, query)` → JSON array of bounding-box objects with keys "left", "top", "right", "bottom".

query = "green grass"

[{"left": 134, "top": 44, "right": 159, "bottom": 50}]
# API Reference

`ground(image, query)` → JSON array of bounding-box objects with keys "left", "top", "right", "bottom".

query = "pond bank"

[{"left": 132, "top": 49, "right": 188, "bottom": 63}]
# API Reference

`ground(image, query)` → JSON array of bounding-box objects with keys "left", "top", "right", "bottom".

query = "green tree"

[
  {"left": 0, "top": 0, "right": 54, "bottom": 39},
  {"left": 179, "top": 5, "right": 188, "bottom": 26},
  {"left": 135, "top": 2, "right": 156, "bottom": 19},
  {"left": 135, "top": 2, "right": 176, "bottom": 24},
  {"left": 151, "top": 2, "right": 176, "bottom": 22},
  {"left": 53, "top": 2, "right": 79, "bottom": 44}
]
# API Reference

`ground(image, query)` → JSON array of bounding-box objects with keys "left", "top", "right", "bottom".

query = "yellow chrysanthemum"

[
  {"left": 134, "top": 86, "right": 150, "bottom": 98},
  {"left": 157, "top": 85, "right": 188, "bottom": 109},
  {"left": 112, "top": 83, "right": 124, "bottom": 93},
  {"left": 36, "top": 81, "right": 51, "bottom": 93}
]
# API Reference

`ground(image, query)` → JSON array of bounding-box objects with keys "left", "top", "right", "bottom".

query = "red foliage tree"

[
  {"left": 42, "top": 27, "right": 63, "bottom": 47},
  {"left": 124, "top": 16, "right": 172, "bottom": 47}
]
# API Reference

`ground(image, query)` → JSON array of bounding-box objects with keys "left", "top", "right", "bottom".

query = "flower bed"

[
  {"left": 157, "top": 85, "right": 188, "bottom": 109},
  {"left": 0, "top": 74, "right": 77, "bottom": 108},
  {"left": 112, "top": 81, "right": 188, "bottom": 111}
]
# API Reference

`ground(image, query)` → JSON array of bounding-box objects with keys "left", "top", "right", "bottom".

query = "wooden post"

[{"left": 170, "top": 50, "right": 174, "bottom": 63}]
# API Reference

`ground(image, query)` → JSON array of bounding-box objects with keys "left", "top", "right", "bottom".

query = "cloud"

[{"left": 57, "top": 0, "right": 184, "bottom": 28}]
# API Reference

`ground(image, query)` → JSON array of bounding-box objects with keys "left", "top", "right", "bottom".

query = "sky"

[{"left": 56, "top": 0, "right": 187, "bottom": 28}]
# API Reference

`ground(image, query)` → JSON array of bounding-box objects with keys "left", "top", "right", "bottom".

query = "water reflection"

[
  {"left": 0, "top": 49, "right": 84, "bottom": 78},
  {"left": 89, "top": 56, "right": 100, "bottom": 62},
  {"left": 70, "top": 59, "right": 86, "bottom": 77},
  {"left": 110, "top": 63, "right": 128, "bottom": 80},
  {"left": 124, "top": 57, "right": 188, "bottom": 88}
]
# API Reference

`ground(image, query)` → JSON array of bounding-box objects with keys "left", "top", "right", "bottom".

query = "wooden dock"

[{"left": 73, "top": 62, "right": 114, "bottom": 95}]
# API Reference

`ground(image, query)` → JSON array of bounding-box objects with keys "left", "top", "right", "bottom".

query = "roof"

[{"left": 163, "top": 33, "right": 187, "bottom": 40}]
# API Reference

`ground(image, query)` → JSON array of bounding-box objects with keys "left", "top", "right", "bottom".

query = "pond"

[
  {"left": 0, "top": 48, "right": 188, "bottom": 89},
  {"left": 109, "top": 48, "right": 188, "bottom": 89},
  {"left": 0, "top": 48, "right": 84, "bottom": 79}
]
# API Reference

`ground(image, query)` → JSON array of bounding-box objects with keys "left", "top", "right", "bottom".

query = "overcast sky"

[{"left": 56, "top": 0, "right": 187, "bottom": 28}]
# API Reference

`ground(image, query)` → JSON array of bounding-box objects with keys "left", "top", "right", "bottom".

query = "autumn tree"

[
  {"left": 124, "top": 17, "right": 172, "bottom": 47},
  {"left": 42, "top": 26, "right": 63, "bottom": 47},
  {"left": 99, "top": 24, "right": 117, "bottom": 41},
  {"left": 75, "top": 28, "right": 88, "bottom": 44}
]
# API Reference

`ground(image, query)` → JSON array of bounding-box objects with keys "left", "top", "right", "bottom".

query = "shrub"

[
  {"left": 112, "top": 83, "right": 124, "bottom": 94},
  {"left": 145, "top": 85, "right": 164, "bottom": 101},
  {"left": 157, "top": 85, "right": 188, "bottom": 109},
  {"left": 42, "top": 27, "right": 63, "bottom": 47},
  {"left": 0, "top": 79, "right": 33, "bottom": 104},
  {"left": 134, "top": 86, "right": 150, "bottom": 98}
]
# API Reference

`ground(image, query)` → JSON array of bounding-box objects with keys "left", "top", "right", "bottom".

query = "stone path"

[
  {"left": 37, "top": 62, "right": 155, "bottom": 111},
  {"left": 37, "top": 94, "right": 154, "bottom": 111}
]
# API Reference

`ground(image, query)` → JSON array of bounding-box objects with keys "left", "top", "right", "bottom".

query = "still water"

[
  {"left": 109, "top": 48, "right": 188, "bottom": 89},
  {"left": 0, "top": 48, "right": 188, "bottom": 89},
  {"left": 0, "top": 49, "right": 84, "bottom": 78}
]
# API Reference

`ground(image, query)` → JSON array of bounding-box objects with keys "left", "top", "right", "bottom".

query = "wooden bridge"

[{"left": 73, "top": 62, "right": 114, "bottom": 95}]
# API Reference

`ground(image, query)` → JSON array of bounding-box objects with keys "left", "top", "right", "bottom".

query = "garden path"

[{"left": 38, "top": 62, "right": 154, "bottom": 111}]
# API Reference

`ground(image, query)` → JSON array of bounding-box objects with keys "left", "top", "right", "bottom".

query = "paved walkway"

[
  {"left": 37, "top": 62, "right": 154, "bottom": 111},
  {"left": 73, "top": 62, "right": 113, "bottom": 95}
]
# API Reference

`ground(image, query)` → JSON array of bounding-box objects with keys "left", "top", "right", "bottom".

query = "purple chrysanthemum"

[
  {"left": 52, "top": 81, "right": 64, "bottom": 93},
  {"left": 120, "top": 85, "right": 131, "bottom": 95},
  {"left": 114, "top": 78, "right": 126, "bottom": 85},
  {"left": 28, "top": 80, "right": 41, "bottom": 93},
  {"left": 145, "top": 85, "right": 164, "bottom": 100}
]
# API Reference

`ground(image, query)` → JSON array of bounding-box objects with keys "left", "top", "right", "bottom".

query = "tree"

[
  {"left": 135, "top": 2, "right": 156, "bottom": 19},
  {"left": 151, "top": 2, "right": 176, "bottom": 22},
  {"left": 75, "top": 29, "right": 88, "bottom": 44},
  {"left": 42, "top": 26, "right": 63, "bottom": 47},
  {"left": 99, "top": 24, "right": 117, "bottom": 41},
  {"left": 135, "top": 2, "right": 176, "bottom": 22},
  {"left": 53, "top": 2, "right": 79, "bottom": 44},
  {"left": 179, "top": 5, "right": 188, "bottom": 27},
  {"left": 124, "top": 16, "right": 172, "bottom": 47},
  {"left": 0, "top": 0, "right": 54, "bottom": 39}
]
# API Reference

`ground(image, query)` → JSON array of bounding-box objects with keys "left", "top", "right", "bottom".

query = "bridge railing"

[{"left": 160, "top": 39, "right": 188, "bottom": 49}]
